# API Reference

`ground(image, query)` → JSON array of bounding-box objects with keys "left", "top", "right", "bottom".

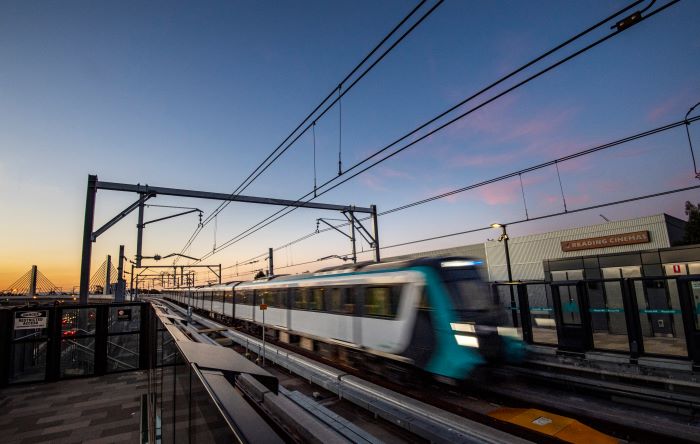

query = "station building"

[{"left": 388, "top": 213, "right": 700, "bottom": 366}]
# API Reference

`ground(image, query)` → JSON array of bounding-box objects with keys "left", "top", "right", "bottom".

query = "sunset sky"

[{"left": 1, "top": 0, "right": 699, "bottom": 290}]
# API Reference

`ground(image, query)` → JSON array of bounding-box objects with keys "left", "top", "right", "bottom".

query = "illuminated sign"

[{"left": 561, "top": 230, "right": 650, "bottom": 252}]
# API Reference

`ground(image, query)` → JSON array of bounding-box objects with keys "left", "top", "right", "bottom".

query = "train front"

[{"left": 422, "top": 258, "right": 526, "bottom": 380}]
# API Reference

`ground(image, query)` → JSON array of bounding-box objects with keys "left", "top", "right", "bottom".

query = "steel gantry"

[{"left": 79, "top": 174, "right": 380, "bottom": 303}]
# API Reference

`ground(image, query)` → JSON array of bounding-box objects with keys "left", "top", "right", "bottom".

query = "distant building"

[{"left": 387, "top": 213, "right": 698, "bottom": 281}]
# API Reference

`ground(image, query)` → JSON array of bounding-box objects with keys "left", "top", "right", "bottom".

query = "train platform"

[{"left": 0, "top": 371, "right": 146, "bottom": 444}]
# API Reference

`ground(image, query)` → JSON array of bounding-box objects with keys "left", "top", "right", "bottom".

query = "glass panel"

[
  {"left": 10, "top": 341, "right": 47, "bottom": 383},
  {"left": 108, "top": 306, "right": 141, "bottom": 333},
  {"left": 526, "top": 284, "right": 557, "bottom": 345},
  {"left": 60, "top": 337, "right": 95, "bottom": 376},
  {"left": 690, "top": 279, "right": 700, "bottom": 330},
  {"left": 591, "top": 280, "right": 629, "bottom": 352},
  {"left": 633, "top": 278, "right": 687, "bottom": 357},
  {"left": 190, "top": 370, "right": 235, "bottom": 443},
  {"left": 494, "top": 285, "right": 519, "bottom": 328},
  {"left": 61, "top": 308, "right": 96, "bottom": 335},
  {"left": 107, "top": 333, "right": 139, "bottom": 372},
  {"left": 559, "top": 285, "right": 581, "bottom": 325}
]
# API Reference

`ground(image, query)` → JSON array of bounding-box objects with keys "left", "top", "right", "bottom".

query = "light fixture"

[{"left": 490, "top": 223, "right": 502, "bottom": 228}]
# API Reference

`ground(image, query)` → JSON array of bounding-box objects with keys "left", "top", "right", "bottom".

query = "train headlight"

[
  {"left": 454, "top": 334, "right": 479, "bottom": 348},
  {"left": 450, "top": 322, "right": 476, "bottom": 333}
]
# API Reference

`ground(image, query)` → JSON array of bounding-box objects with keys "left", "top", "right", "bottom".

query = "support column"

[
  {"left": 136, "top": 193, "right": 145, "bottom": 267},
  {"left": 268, "top": 248, "right": 274, "bottom": 276},
  {"left": 79, "top": 175, "right": 98, "bottom": 304},
  {"left": 130, "top": 264, "right": 134, "bottom": 300},
  {"left": 371, "top": 205, "right": 380, "bottom": 263},
  {"left": 116, "top": 246, "right": 125, "bottom": 302},
  {"left": 104, "top": 255, "right": 111, "bottom": 295},
  {"left": 28, "top": 265, "right": 37, "bottom": 297},
  {"left": 349, "top": 213, "right": 357, "bottom": 264}
]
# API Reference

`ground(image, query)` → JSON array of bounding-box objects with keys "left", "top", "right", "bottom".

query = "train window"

[
  {"left": 418, "top": 287, "right": 431, "bottom": 309},
  {"left": 292, "top": 287, "right": 309, "bottom": 310},
  {"left": 236, "top": 289, "right": 253, "bottom": 305},
  {"left": 442, "top": 269, "right": 492, "bottom": 311},
  {"left": 328, "top": 288, "right": 353, "bottom": 315},
  {"left": 258, "top": 288, "right": 272, "bottom": 306},
  {"left": 364, "top": 286, "right": 401, "bottom": 318},
  {"left": 310, "top": 288, "right": 324, "bottom": 311}
]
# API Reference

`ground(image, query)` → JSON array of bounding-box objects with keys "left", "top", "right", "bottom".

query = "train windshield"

[{"left": 440, "top": 267, "right": 494, "bottom": 312}]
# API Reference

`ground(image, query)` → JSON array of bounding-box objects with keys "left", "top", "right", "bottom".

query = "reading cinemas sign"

[{"left": 561, "top": 230, "right": 650, "bottom": 252}]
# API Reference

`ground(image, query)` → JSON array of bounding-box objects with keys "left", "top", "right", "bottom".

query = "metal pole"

[
  {"left": 219, "top": 264, "right": 222, "bottom": 284},
  {"left": 268, "top": 248, "right": 273, "bottom": 276},
  {"left": 28, "top": 265, "right": 37, "bottom": 297},
  {"left": 350, "top": 212, "right": 357, "bottom": 264},
  {"left": 136, "top": 193, "right": 145, "bottom": 267},
  {"left": 502, "top": 225, "right": 518, "bottom": 328},
  {"left": 104, "top": 255, "right": 111, "bottom": 295},
  {"left": 371, "top": 205, "right": 380, "bottom": 262},
  {"left": 79, "top": 175, "right": 98, "bottom": 304},
  {"left": 262, "top": 297, "right": 266, "bottom": 367},
  {"left": 116, "top": 246, "right": 125, "bottom": 302},
  {"left": 130, "top": 264, "right": 134, "bottom": 301},
  {"left": 180, "top": 267, "right": 184, "bottom": 288}
]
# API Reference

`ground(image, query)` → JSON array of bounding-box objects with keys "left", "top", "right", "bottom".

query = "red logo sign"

[{"left": 672, "top": 264, "right": 682, "bottom": 274}]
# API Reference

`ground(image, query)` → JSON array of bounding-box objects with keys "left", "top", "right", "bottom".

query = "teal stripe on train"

[{"left": 413, "top": 266, "right": 485, "bottom": 379}]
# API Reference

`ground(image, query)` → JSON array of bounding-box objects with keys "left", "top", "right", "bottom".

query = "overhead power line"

[
  {"left": 248, "top": 113, "right": 700, "bottom": 266},
  {"left": 196, "top": 0, "right": 675, "bottom": 263},
  {"left": 174, "top": 0, "right": 441, "bottom": 262}
]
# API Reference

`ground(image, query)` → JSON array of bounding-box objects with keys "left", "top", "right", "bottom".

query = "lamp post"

[{"left": 491, "top": 223, "right": 518, "bottom": 327}]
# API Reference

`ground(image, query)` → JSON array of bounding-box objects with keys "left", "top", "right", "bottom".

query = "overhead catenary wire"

[
  {"left": 291, "top": 183, "right": 700, "bottom": 269},
  {"left": 685, "top": 101, "right": 700, "bottom": 177},
  {"left": 195, "top": 0, "right": 673, "bottom": 263},
  {"left": 173, "top": 0, "right": 439, "bottom": 262},
  {"left": 248, "top": 113, "right": 700, "bottom": 268}
]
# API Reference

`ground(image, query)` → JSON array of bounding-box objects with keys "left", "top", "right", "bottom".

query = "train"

[{"left": 164, "top": 256, "right": 525, "bottom": 381}]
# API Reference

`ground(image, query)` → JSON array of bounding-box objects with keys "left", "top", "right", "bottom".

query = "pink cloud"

[
  {"left": 475, "top": 179, "right": 521, "bottom": 206},
  {"left": 450, "top": 152, "right": 518, "bottom": 167},
  {"left": 664, "top": 171, "right": 698, "bottom": 188},
  {"left": 359, "top": 175, "right": 386, "bottom": 192},
  {"left": 647, "top": 90, "right": 691, "bottom": 123},
  {"left": 379, "top": 167, "right": 411, "bottom": 179}
]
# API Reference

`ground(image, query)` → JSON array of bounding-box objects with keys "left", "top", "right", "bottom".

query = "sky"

[{"left": 1, "top": 0, "right": 699, "bottom": 290}]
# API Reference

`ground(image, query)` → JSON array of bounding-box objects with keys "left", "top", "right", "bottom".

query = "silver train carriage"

[{"left": 166, "top": 257, "right": 524, "bottom": 380}]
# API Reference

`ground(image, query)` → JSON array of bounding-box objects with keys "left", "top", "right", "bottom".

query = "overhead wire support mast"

[
  {"left": 194, "top": 0, "right": 673, "bottom": 263},
  {"left": 78, "top": 175, "right": 379, "bottom": 301}
]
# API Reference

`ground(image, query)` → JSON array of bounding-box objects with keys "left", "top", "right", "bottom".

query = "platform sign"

[
  {"left": 14, "top": 310, "right": 48, "bottom": 330},
  {"left": 259, "top": 303, "right": 268, "bottom": 310},
  {"left": 116, "top": 308, "right": 132, "bottom": 321}
]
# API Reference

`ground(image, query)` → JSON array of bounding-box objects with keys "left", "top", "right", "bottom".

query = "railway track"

[{"left": 158, "top": 297, "right": 698, "bottom": 443}]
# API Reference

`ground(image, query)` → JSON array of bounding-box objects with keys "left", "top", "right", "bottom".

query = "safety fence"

[
  {"left": 492, "top": 275, "right": 700, "bottom": 367},
  {"left": 0, "top": 302, "right": 149, "bottom": 386}
]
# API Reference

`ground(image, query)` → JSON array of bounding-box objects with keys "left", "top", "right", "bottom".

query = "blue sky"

[{"left": 1, "top": 1, "right": 699, "bottom": 288}]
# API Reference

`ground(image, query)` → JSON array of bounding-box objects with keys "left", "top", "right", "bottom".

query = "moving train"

[{"left": 165, "top": 257, "right": 525, "bottom": 381}]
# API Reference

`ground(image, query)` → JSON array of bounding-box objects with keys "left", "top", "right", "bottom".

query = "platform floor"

[{"left": 0, "top": 371, "right": 146, "bottom": 444}]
